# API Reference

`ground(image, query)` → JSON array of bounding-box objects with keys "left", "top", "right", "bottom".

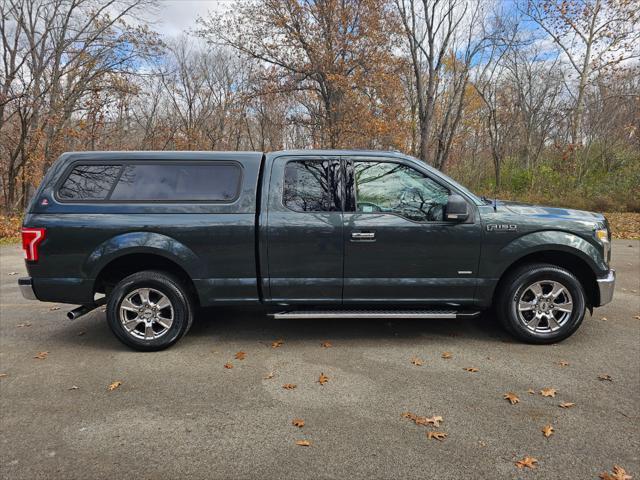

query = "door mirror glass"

[{"left": 445, "top": 194, "right": 469, "bottom": 221}]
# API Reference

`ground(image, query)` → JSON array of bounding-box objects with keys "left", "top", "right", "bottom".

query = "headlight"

[
  {"left": 595, "top": 227, "right": 611, "bottom": 264},
  {"left": 595, "top": 228, "right": 608, "bottom": 242}
]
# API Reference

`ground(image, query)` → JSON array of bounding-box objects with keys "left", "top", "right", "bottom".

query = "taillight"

[{"left": 21, "top": 228, "right": 46, "bottom": 262}]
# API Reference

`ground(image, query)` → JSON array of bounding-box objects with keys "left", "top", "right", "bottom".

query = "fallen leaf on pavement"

[
  {"left": 272, "top": 339, "right": 284, "bottom": 348},
  {"left": 598, "top": 374, "right": 613, "bottom": 381},
  {"left": 292, "top": 418, "right": 305, "bottom": 428},
  {"left": 558, "top": 360, "right": 569, "bottom": 367},
  {"left": 49, "top": 306, "right": 60, "bottom": 311},
  {"left": 424, "top": 416, "right": 443, "bottom": 427},
  {"left": 503, "top": 392, "right": 520, "bottom": 404},
  {"left": 318, "top": 373, "right": 329, "bottom": 385},
  {"left": 441, "top": 352, "right": 452, "bottom": 359},
  {"left": 411, "top": 357, "right": 423, "bottom": 366},
  {"left": 634, "top": 315, "right": 640, "bottom": 320},
  {"left": 527, "top": 389, "right": 535, "bottom": 395},
  {"left": 282, "top": 383, "right": 297, "bottom": 390},
  {"left": 34, "top": 351, "right": 48, "bottom": 360},
  {"left": 427, "top": 431, "right": 447, "bottom": 441},
  {"left": 68, "top": 385, "right": 79, "bottom": 390},
  {"left": 403, "top": 412, "right": 443, "bottom": 427},
  {"left": 224, "top": 362, "right": 233, "bottom": 369},
  {"left": 542, "top": 424, "right": 554, "bottom": 438},
  {"left": 463, "top": 367, "right": 479, "bottom": 372},
  {"left": 516, "top": 456, "right": 538, "bottom": 469},
  {"left": 599, "top": 465, "right": 633, "bottom": 480},
  {"left": 17, "top": 322, "right": 32, "bottom": 328},
  {"left": 264, "top": 372, "right": 275, "bottom": 379},
  {"left": 234, "top": 351, "right": 246, "bottom": 360},
  {"left": 559, "top": 402, "right": 576, "bottom": 408},
  {"left": 7, "top": 271, "right": 18, "bottom": 276},
  {"left": 601, "top": 317, "right": 608, "bottom": 321},
  {"left": 321, "top": 341, "right": 332, "bottom": 348},
  {"left": 415, "top": 416, "right": 435, "bottom": 426},
  {"left": 0, "top": 373, "right": 8, "bottom": 378},
  {"left": 540, "top": 387, "right": 557, "bottom": 397},
  {"left": 295, "top": 440, "right": 311, "bottom": 446},
  {"left": 107, "top": 381, "right": 122, "bottom": 391}
]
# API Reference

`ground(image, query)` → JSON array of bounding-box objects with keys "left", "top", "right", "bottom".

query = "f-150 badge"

[{"left": 487, "top": 224, "right": 517, "bottom": 231}]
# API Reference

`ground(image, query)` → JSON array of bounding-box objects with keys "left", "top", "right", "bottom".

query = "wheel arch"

[
  {"left": 493, "top": 250, "right": 599, "bottom": 309},
  {"left": 93, "top": 253, "right": 200, "bottom": 306}
]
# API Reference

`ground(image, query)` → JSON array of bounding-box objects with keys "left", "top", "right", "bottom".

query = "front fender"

[
  {"left": 84, "top": 231, "right": 202, "bottom": 279},
  {"left": 496, "top": 230, "right": 607, "bottom": 277}
]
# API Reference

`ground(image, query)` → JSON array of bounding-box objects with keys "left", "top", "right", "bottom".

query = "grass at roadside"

[{"left": 2, "top": 212, "right": 639, "bottom": 243}]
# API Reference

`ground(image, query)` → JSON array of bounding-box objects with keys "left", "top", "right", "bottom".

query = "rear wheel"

[
  {"left": 497, "top": 263, "right": 586, "bottom": 344},
  {"left": 107, "top": 270, "right": 193, "bottom": 351}
]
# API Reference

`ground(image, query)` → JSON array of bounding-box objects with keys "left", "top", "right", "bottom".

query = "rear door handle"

[{"left": 351, "top": 231, "right": 376, "bottom": 242}]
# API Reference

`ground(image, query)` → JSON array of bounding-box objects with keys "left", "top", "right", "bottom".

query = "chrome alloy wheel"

[
  {"left": 516, "top": 280, "right": 574, "bottom": 333},
  {"left": 119, "top": 288, "right": 174, "bottom": 340}
]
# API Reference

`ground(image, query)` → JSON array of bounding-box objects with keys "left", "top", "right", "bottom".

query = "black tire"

[
  {"left": 106, "top": 270, "right": 194, "bottom": 351},
  {"left": 496, "top": 263, "right": 586, "bottom": 344}
]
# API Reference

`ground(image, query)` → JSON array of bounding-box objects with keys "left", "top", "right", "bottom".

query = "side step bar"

[{"left": 270, "top": 310, "right": 481, "bottom": 320}]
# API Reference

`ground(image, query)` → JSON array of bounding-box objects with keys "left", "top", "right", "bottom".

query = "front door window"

[{"left": 353, "top": 161, "right": 449, "bottom": 222}]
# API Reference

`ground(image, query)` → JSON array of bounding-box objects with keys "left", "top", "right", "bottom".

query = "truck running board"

[{"left": 270, "top": 309, "right": 481, "bottom": 320}]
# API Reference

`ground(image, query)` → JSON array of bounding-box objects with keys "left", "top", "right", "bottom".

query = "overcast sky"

[{"left": 153, "top": 0, "right": 225, "bottom": 38}]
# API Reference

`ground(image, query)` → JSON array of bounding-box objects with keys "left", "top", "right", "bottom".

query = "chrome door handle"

[{"left": 351, "top": 231, "right": 376, "bottom": 241}]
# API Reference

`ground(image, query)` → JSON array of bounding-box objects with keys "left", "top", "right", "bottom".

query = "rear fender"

[{"left": 84, "top": 232, "right": 202, "bottom": 280}]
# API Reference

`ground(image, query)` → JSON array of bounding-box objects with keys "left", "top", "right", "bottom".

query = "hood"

[{"left": 498, "top": 200, "right": 605, "bottom": 223}]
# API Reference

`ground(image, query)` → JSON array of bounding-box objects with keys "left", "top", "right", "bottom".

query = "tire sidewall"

[
  {"left": 503, "top": 266, "right": 586, "bottom": 343},
  {"left": 107, "top": 272, "right": 190, "bottom": 351}
]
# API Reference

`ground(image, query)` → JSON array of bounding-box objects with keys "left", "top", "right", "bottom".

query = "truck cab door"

[
  {"left": 342, "top": 157, "right": 481, "bottom": 306},
  {"left": 264, "top": 156, "right": 343, "bottom": 303}
]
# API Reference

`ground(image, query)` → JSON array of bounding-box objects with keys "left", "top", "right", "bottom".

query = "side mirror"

[{"left": 445, "top": 194, "right": 469, "bottom": 221}]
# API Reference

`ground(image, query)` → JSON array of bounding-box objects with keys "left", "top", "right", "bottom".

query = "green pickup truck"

[{"left": 19, "top": 150, "right": 615, "bottom": 350}]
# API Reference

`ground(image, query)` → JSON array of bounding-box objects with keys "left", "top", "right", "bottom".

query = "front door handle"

[{"left": 351, "top": 231, "right": 376, "bottom": 242}]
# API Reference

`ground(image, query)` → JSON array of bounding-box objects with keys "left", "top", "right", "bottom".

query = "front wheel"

[
  {"left": 497, "top": 263, "right": 586, "bottom": 344},
  {"left": 106, "top": 270, "right": 194, "bottom": 351}
]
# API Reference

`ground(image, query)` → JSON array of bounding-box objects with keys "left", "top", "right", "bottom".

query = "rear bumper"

[
  {"left": 19, "top": 277, "right": 37, "bottom": 300},
  {"left": 596, "top": 269, "right": 615, "bottom": 306},
  {"left": 19, "top": 276, "right": 94, "bottom": 304}
]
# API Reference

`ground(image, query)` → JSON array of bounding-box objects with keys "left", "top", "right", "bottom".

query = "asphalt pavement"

[{"left": 1, "top": 241, "right": 638, "bottom": 479}]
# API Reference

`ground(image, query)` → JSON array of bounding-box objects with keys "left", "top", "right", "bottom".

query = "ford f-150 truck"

[{"left": 19, "top": 150, "right": 615, "bottom": 350}]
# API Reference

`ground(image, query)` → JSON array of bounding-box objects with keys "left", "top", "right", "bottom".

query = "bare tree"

[
  {"left": 503, "top": 44, "right": 564, "bottom": 170},
  {"left": 524, "top": 0, "right": 640, "bottom": 149},
  {"left": 0, "top": 0, "right": 162, "bottom": 210},
  {"left": 394, "top": 0, "right": 490, "bottom": 169}
]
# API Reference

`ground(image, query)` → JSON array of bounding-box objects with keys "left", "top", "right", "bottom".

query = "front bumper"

[
  {"left": 596, "top": 269, "right": 615, "bottom": 306},
  {"left": 19, "top": 277, "right": 37, "bottom": 300}
]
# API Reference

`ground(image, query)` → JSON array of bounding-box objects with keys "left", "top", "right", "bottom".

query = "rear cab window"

[
  {"left": 57, "top": 162, "right": 242, "bottom": 203},
  {"left": 282, "top": 159, "right": 341, "bottom": 212}
]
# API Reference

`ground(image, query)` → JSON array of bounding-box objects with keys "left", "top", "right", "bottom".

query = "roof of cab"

[
  {"left": 58, "top": 149, "right": 409, "bottom": 161},
  {"left": 268, "top": 149, "right": 408, "bottom": 159}
]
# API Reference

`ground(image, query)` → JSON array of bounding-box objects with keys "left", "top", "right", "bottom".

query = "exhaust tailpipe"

[{"left": 67, "top": 297, "right": 106, "bottom": 320}]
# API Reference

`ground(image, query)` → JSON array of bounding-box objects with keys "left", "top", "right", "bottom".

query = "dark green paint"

[{"left": 23, "top": 150, "right": 611, "bottom": 309}]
